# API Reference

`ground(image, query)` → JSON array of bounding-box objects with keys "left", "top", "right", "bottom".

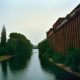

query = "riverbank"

[
  {"left": 0, "top": 55, "right": 14, "bottom": 62},
  {"left": 49, "top": 58, "right": 80, "bottom": 77}
]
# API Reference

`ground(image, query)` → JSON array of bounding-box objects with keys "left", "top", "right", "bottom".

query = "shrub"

[
  {"left": 0, "top": 47, "right": 6, "bottom": 55},
  {"left": 77, "top": 65, "right": 80, "bottom": 72},
  {"left": 52, "top": 52, "right": 65, "bottom": 63},
  {"left": 65, "top": 49, "right": 80, "bottom": 72}
]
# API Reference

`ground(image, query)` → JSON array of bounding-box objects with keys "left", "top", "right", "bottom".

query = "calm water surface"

[{"left": 0, "top": 49, "right": 80, "bottom": 80}]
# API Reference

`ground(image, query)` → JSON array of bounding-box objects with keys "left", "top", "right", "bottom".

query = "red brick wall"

[
  {"left": 47, "top": 4, "right": 80, "bottom": 55},
  {"left": 55, "top": 28, "right": 65, "bottom": 54}
]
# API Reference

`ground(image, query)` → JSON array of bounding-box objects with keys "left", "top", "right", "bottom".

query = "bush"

[
  {"left": 38, "top": 39, "right": 54, "bottom": 59},
  {"left": 43, "top": 52, "right": 53, "bottom": 59},
  {"left": 52, "top": 52, "right": 65, "bottom": 63},
  {"left": 0, "top": 47, "right": 6, "bottom": 55},
  {"left": 77, "top": 65, "right": 80, "bottom": 72},
  {"left": 65, "top": 49, "right": 80, "bottom": 72},
  {"left": 38, "top": 39, "right": 50, "bottom": 54},
  {"left": 6, "top": 45, "right": 15, "bottom": 55},
  {"left": 68, "top": 45, "right": 73, "bottom": 51}
]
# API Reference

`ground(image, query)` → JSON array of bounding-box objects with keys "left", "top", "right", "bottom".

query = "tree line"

[{"left": 0, "top": 26, "right": 33, "bottom": 55}]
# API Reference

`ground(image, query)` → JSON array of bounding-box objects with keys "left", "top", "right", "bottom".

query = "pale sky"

[{"left": 0, "top": 0, "right": 80, "bottom": 45}]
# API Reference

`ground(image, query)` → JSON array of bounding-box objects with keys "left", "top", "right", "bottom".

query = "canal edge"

[
  {"left": 0, "top": 55, "right": 15, "bottom": 62},
  {"left": 49, "top": 58, "right": 80, "bottom": 78}
]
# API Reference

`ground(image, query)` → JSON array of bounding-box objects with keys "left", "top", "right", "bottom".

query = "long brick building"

[{"left": 47, "top": 4, "right": 80, "bottom": 55}]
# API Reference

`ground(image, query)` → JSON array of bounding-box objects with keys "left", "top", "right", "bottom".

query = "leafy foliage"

[
  {"left": 38, "top": 39, "right": 50, "bottom": 54},
  {"left": 38, "top": 39, "right": 80, "bottom": 72},
  {"left": 52, "top": 52, "right": 65, "bottom": 63},
  {"left": 0, "top": 47, "right": 6, "bottom": 55},
  {"left": 0, "top": 32, "right": 33, "bottom": 55},
  {"left": 38, "top": 39, "right": 53, "bottom": 58},
  {"left": 9, "top": 33, "right": 27, "bottom": 40},
  {"left": 65, "top": 49, "right": 80, "bottom": 72}
]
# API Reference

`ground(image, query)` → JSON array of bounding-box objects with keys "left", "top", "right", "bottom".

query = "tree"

[
  {"left": 1, "top": 25, "right": 6, "bottom": 46},
  {"left": 9, "top": 33, "right": 27, "bottom": 40},
  {"left": 38, "top": 39, "right": 50, "bottom": 54},
  {"left": 7, "top": 32, "right": 33, "bottom": 55}
]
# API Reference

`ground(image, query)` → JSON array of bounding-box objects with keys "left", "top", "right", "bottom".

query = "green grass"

[{"left": 0, "top": 55, "right": 9, "bottom": 59}]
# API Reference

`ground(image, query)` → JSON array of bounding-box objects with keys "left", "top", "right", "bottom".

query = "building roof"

[
  {"left": 47, "top": 4, "right": 80, "bottom": 36},
  {"left": 56, "top": 4, "right": 80, "bottom": 30},
  {"left": 47, "top": 28, "right": 53, "bottom": 34},
  {"left": 53, "top": 18, "right": 65, "bottom": 29}
]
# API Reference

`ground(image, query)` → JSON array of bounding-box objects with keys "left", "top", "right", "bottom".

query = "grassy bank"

[
  {"left": 0, "top": 55, "right": 14, "bottom": 61},
  {"left": 0, "top": 55, "right": 8, "bottom": 59},
  {"left": 38, "top": 39, "right": 80, "bottom": 74}
]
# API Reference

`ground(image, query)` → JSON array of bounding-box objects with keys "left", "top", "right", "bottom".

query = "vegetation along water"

[
  {"left": 0, "top": 26, "right": 80, "bottom": 80},
  {"left": 0, "top": 49, "right": 80, "bottom": 80},
  {"left": 38, "top": 39, "right": 80, "bottom": 78}
]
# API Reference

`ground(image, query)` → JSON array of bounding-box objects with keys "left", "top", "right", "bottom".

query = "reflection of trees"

[
  {"left": 39, "top": 57, "right": 51, "bottom": 72},
  {"left": 1, "top": 60, "right": 7, "bottom": 73},
  {"left": 1, "top": 60, "right": 8, "bottom": 80},
  {"left": 8, "top": 53, "right": 32, "bottom": 72},
  {"left": 39, "top": 57, "right": 80, "bottom": 80}
]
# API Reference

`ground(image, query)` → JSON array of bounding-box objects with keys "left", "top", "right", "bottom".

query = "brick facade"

[{"left": 47, "top": 4, "right": 80, "bottom": 55}]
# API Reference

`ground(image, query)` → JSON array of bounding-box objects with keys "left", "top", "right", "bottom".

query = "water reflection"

[
  {"left": 8, "top": 52, "right": 32, "bottom": 72},
  {"left": 39, "top": 57, "right": 80, "bottom": 80},
  {"left": 1, "top": 60, "right": 8, "bottom": 80},
  {"left": 0, "top": 49, "right": 80, "bottom": 80}
]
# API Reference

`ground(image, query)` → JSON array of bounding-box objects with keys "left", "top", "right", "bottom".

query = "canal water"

[{"left": 0, "top": 49, "right": 80, "bottom": 80}]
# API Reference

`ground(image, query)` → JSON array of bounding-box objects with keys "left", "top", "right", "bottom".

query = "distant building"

[{"left": 47, "top": 4, "right": 80, "bottom": 55}]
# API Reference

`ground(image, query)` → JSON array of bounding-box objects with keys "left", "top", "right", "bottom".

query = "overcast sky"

[{"left": 0, "top": 0, "right": 80, "bottom": 45}]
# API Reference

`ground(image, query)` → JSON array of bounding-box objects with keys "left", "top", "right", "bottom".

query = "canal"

[{"left": 0, "top": 49, "right": 80, "bottom": 80}]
